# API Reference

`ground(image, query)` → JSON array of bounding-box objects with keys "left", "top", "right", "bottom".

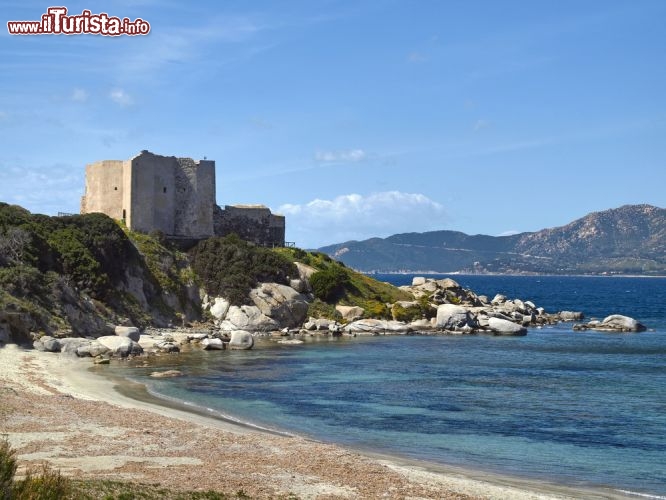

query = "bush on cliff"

[
  {"left": 309, "top": 266, "right": 350, "bottom": 303},
  {"left": 190, "top": 234, "right": 297, "bottom": 306}
]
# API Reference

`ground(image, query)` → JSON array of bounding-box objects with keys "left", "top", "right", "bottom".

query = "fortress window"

[
  {"left": 114, "top": 187, "right": 118, "bottom": 191},
  {"left": 122, "top": 209, "right": 126, "bottom": 220},
  {"left": 163, "top": 187, "right": 167, "bottom": 194}
]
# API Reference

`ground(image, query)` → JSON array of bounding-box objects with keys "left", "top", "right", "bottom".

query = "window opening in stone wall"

[
  {"left": 114, "top": 187, "right": 118, "bottom": 190},
  {"left": 163, "top": 187, "right": 167, "bottom": 193},
  {"left": 122, "top": 209, "right": 126, "bottom": 221}
]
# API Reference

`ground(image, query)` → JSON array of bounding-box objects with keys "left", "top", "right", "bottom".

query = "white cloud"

[
  {"left": 497, "top": 230, "right": 520, "bottom": 236},
  {"left": 474, "top": 119, "right": 491, "bottom": 131},
  {"left": 0, "top": 161, "right": 83, "bottom": 215},
  {"left": 71, "top": 88, "right": 88, "bottom": 102},
  {"left": 278, "top": 191, "right": 447, "bottom": 248},
  {"left": 314, "top": 149, "right": 366, "bottom": 163},
  {"left": 109, "top": 88, "right": 133, "bottom": 107}
]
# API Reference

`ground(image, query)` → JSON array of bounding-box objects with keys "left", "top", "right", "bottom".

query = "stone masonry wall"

[{"left": 213, "top": 205, "right": 286, "bottom": 247}]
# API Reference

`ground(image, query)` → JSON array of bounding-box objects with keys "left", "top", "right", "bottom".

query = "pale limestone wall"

[
  {"left": 80, "top": 160, "right": 125, "bottom": 219},
  {"left": 127, "top": 151, "right": 177, "bottom": 235}
]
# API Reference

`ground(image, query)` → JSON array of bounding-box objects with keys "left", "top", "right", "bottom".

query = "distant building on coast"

[{"left": 80, "top": 150, "right": 285, "bottom": 247}]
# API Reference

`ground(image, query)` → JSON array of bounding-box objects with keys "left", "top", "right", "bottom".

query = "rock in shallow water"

[
  {"left": 487, "top": 317, "right": 527, "bottom": 336},
  {"left": 228, "top": 330, "right": 254, "bottom": 350}
]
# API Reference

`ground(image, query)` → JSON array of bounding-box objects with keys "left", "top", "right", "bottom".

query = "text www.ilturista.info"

[{"left": 7, "top": 7, "right": 150, "bottom": 36}]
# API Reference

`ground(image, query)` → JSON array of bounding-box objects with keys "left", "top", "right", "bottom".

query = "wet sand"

[{"left": 0, "top": 345, "right": 632, "bottom": 499}]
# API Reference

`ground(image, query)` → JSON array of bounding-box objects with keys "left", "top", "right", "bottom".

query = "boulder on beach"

[
  {"left": 344, "top": 319, "right": 411, "bottom": 334},
  {"left": 228, "top": 330, "right": 254, "bottom": 350},
  {"left": 487, "top": 317, "right": 527, "bottom": 336},
  {"left": 250, "top": 283, "right": 310, "bottom": 328},
  {"left": 435, "top": 304, "right": 477, "bottom": 331},
  {"left": 202, "top": 338, "right": 225, "bottom": 350},
  {"left": 115, "top": 326, "right": 140, "bottom": 342},
  {"left": 97, "top": 336, "right": 143, "bottom": 357},
  {"left": 336, "top": 305, "right": 364, "bottom": 322},
  {"left": 221, "top": 305, "right": 279, "bottom": 332}
]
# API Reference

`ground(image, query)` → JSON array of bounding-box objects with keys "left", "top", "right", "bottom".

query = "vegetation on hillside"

[
  {"left": 274, "top": 248, "right": 413, "bottom": 320},
  {"left": 0, "top": 202, "right": 421, "bottom": 337},
  {"left": 190, "top": 234, "right": 297, "bottom": 306},
  {"left": 0, "top": 203, "right": 199, "bottom": 337}
]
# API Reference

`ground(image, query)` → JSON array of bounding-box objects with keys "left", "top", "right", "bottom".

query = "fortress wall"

[
  {"left": 213, "top": 205, "right": 286, "bottom": 247},
  {"left": 128, "top": 152, "right": 176, "bottom": 235},
  {"left": 174, "top": 158, "right": 215, "bottom": 238},
  {"left": 80, "top": 160, "right": 124, "bottom": 219}
]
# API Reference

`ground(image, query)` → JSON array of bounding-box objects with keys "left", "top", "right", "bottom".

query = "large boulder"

[
  {"left": 435, "top": 304, "right": 477, "bottom": 330},
  {"left": 295, "top": 262, "right": 317, "bottom": 281},
  {"left": 222, "top": 305, "right": 279, "bottom": 332},
  {"left": 209, "top": 298, "right": 230, "bottom": 321},
  {"left": 202, "top": 338, "right": 225, "bottom": 350},
  {"left": 411, "top": 277, "right": 427, "bottom": 286},
  {"left": 434, "top": 278, "right": 460, "bottom": 290},
  {"left": 344, "top": 319, "right": 410, "bottom": 334},
  {"left": 97, "top": 336, "right": 143, "bottom": 357},
  {"left": 115, "top": 326, "right": 140, "bottom": 342},
  {"left": 598, "top": 315, "right": 647, "bottom": 332},
  {"left": 228, "top": 330, "right": 254, "bottom": 350},
  {"left": 76, "top": 340, "right": 109, "bottom": 357},
  {"left": 336, "top": 305, "right": 364, "bottom": 322},
  {"left": 38, "top": 336, "right": 62, "bottom": 353},
  {"left": 487, "top": 317, "right": 527, "bottom": 336},
  {"left": 559, "top": 311, "right": 584, "bottom": 322},
  {"left": 250, "top": 283, "right": 310, "bottom": 328}
]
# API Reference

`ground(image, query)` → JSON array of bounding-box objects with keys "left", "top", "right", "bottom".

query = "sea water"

[{"left": 109, "top": 276, "right": 666, "bottom": 496}]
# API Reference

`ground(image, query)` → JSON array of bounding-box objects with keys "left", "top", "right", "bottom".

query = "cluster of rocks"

[
  {"left": 25, "top": 270, "right": 651, "bottom": 360},
  {"left": 573, "top": 314, "right": 647, "bottom": 333}
]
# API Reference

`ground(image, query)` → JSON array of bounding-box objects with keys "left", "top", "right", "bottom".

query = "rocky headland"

[{"left": 0, "top": 203, "right": 650, "bottom": 362}]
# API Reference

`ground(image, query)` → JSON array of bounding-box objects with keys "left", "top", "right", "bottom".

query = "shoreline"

[{"left": 0, "top": 344, "right": 643, "bottom": 499}]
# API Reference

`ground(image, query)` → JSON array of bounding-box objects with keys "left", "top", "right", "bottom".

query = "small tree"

[{"left": 310, "top": 266, "right": 350, "bottom": 303}]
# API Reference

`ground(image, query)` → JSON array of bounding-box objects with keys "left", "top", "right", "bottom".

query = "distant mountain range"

[{"left": 318, "top": 204, "right": 666, "bottom": 275}]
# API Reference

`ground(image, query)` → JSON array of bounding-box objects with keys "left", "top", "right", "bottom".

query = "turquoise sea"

[{"left": 109, "top": 276, "right": 666, "bottom": 497}]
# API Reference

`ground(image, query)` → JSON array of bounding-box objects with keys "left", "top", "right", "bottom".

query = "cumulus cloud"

[
  {"left": 278, "top": 191, "right": 447, "bottom": 248},
  {"left": 314, "top": 149, "right": 366, "bottom": 163},
  {"left": 71, "top": 88, "right": 88, "bottom": 102},
  {"left": 109, "top": 88, "right": 133, "bottom": 107}
]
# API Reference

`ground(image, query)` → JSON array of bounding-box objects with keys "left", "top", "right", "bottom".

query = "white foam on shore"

[{"left": 616, "top": 490, "right": 666, "bottom": 499}]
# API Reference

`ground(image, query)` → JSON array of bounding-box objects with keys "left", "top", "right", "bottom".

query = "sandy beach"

[{"left": 0, "top": 344, "right": 632, "bottom": 499}]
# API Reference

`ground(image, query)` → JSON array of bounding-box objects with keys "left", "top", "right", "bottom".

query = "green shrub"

[
  {"left": 12, "top": 464, "right": 71, "bottom": 500},
  {"left": 0, "top": 437, "right": 17, "bottom": 498},
  {"left": 306, "top": 299, "right": 341, "bottom": 320},
  {"left": 361, "top": 299, "right": 390, "bottom": 319},
  {"left": 190, "top": 234, "right": 297, "bottom": 305},
  {"left": 392, "top": 303, "right": 422, "bottom": 322},
  {"left": 0, "top": 265, "right": 48, "bottom": 298},
  {"left": 309, "top": 266, "right": 350, "bottom": 303},
  {"left": 0, "top": 438, "right": 72, "bottom": 500}
]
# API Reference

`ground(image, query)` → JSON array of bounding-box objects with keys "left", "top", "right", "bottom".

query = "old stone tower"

[{"left": 81, "top": 150, "right": 285, "bottom": 246}]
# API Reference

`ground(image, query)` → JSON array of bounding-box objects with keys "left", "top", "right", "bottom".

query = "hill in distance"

[{"left": 318, "top": 204, "right": 666, "bottom": 275}]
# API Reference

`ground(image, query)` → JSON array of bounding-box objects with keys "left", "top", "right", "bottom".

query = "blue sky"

[{"left": 1, "top": 1, "right": 665, "bottom": 248}]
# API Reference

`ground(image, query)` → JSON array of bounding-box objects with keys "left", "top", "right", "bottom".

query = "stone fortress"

[{"left": 80, "top": 150, "right": 285, "bottom": 247}]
